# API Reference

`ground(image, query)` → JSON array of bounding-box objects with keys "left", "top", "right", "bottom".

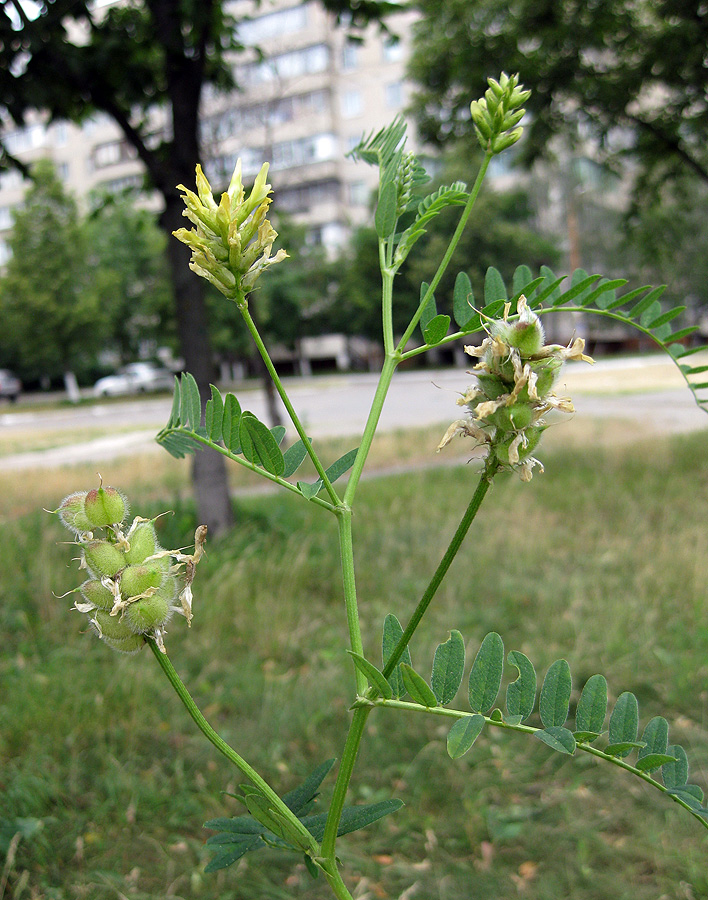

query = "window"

[
  {"left": 340, "top": 90, "right": 362, "bottom": 119},
  {"left": 341, "top": 41, "right": 359, "bottom": 70},
  {"left": 271, "top": 133, "right": 336, "bottom": 170},
  {"left": 56, "top": 162, "right": 70, "bottom": 181},
  {"left": 0, "top": 169, "right": 23, "bottom": 191},
  {"left": 382, "top": 37, "right": 403, "bottom": 62},
  {"left": 277, "top": 180, "right": 340, "bottom": 212},
  {"left": 384, "top": 81, "right": 404, "bottom": 108},
  {"left": 243, "top": 44, "right": 329, "bottom": 85},
  {"left": 347, "top": 180, "right": 368, "bottom": 206},
  {"left": 0, "top": 206, "right": 13, "bottom": 230},
  {"left": 53, "top": 122, "right": 68, "bottom": 146},
  {"left": 4, "top": 124, "right": 46, "bottom": 154},
  {"left": 92, "top": 140, "right": 135, "bottom": 169},
  {"left": 238, "top": 4, "right": 308, "bottom": 45}
]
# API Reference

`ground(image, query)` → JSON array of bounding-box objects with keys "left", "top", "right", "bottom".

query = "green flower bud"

[
  {"left": 58, "top": 492, "right": 93, "bottom": 533},
  {"left": 92, "top": 610, "right": 134, "bottom": 641},
  {"left": 84, "top": 486, "right": 128, "bottom": 527},
  {"left": 124, "top": 522, "right": 158, "bottom": 565},
  {"left": 103, "top": 633, "right": 146, "bottom": 654},
  {"left": 120, "top": 564, "right": 163, "bottom": 599},
  {"left": 494, "top": 425, "right": 544, "bottom": 466},
  {"left": 80, "top": 578, "right": 115, "bottom": 611},
  {"left": 123, "top": 592, "right": 172, "bottom": 634},
  {"left": 532, "top": 357, "right": 563, "bottom": 396},
  {"left": 490, "top": 401, "right": 535, "bottom": 433},
  {"left": 476, "top": 373, "right": 509, "bottom": 400},
  {"left": 83, "top": 541, "right": 126, "bottom": 578}
]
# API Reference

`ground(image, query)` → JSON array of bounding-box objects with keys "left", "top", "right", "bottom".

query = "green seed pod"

[
  {"left": 490, "top": 401, "right": 535, "bottom": 433},
  {"left": 83, "top": 541, "right": 126, "bottom": 578},
  {"left": 80, "top": 578, "right": 116, "bottom": 611},
  {"left": 124, "top": 521, "right": 158, "bottom": 565},
  {"left": 493, "top": 318, "right": 544, "bottom": 356},
  {"left": 476, "top": 373, "right": 508, "bottom": 400},
  {"left": 494, "top": 425, "right": 544, "bottom": 465},
  {"left": 532, "top": 357, "right": 563, "bottom": 396},
  {"left": 58, "top": 492, "right": 93, "bottom": 533},
  {"left": 92, "top": 610, "right": 134, "bottom": 641},
  {"left": 103, "top": 633, "right": 146, "bottom": 654},
  {"left": 84, "top": 486, "right": 128, "bottom": 527},
  {"left": 120, "top": 564, "right": 163, "bottom": 599},
  {"left": 123, "top": 592, "right": 171, "bottom": 634}
]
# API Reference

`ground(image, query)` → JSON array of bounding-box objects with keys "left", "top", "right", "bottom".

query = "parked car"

[
  {"left": 0, "top": 369, "right": 21, "bottom": 403},
  {"left": 93, "top": 362, "right": 175, "bottom": 398}
]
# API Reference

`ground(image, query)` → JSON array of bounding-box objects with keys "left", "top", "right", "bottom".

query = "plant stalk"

[
  {"left": 238, "top": 298, "right": 340, "bottom": 507},
  {"left": 146, "top": 638, "right": 318, "bottom": 854},
  {"left": 380, "top": 454, "right": 499, "bottom": 682}
]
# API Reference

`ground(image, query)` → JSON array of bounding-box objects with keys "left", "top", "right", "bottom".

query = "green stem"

[
  {"left": 338, "top": 509, "right": 367, "bottom": 695},
  {"left": 146, "top": 638, "right": 318, "bottom": 854},
  {"left": 379, "top": 240, "right": 395, "bottom": 356},
  {"left": 238, "top": 299, "right": 340, "bottom": 507},
  {"left": 323, "top": 867, "right": 356, "bottom": 900},
  {"left": 321, "top": 706, "right": 371, "bottom": 859},
  {"left": 361, "top": 697, "right": 708, "bottom": 831},
  {"left": 380, "top": 454, "right": 500, "bottom": 683},
  {"left": 343, "top": 353, "right": 398, "bottom": 506},
  {"left": 396, "top": 153, "right": 492, "bottom": 354}
]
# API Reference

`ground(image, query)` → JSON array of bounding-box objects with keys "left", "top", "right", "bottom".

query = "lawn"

[{"left": 1, "top": 428, "right": 707, "bottom": 900}]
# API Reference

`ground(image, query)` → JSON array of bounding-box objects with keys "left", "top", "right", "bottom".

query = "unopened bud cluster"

[
  {"left": 173, "top": 161, "right": 288, "bottom": 303},
  {"left": 469, "top": 73, "right": 531, "bottom": 155},
  {"left": 439, "top": 297, "right": 592, "bottom": 481},
  {"left": 56, "top": 485, "right": 206, "bottom": 653}
]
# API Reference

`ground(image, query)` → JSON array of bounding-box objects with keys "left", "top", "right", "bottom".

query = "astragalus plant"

[{"left": 55, "top": 75, "right": 707, "bottom": 899}]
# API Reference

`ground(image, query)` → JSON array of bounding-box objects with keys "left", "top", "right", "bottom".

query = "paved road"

[{"left": 0, "top": 357, "right": 706, "bottom": 471}]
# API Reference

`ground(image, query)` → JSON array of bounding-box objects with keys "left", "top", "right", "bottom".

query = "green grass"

[{"left": 1, "top": 432, "right": 707, "bottom": 899}]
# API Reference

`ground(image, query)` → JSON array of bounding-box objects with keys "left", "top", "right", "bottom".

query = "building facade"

[{"left": 0, "top": 0, "right": 420, "bottom": 264}]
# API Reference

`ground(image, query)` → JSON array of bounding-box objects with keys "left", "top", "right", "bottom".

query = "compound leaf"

[
  {"left": 447, "top": 715, "right": 485, "bottom": 759},
  {"left": 535, "top": 726, "right": 576, "bottom": 755},
  {"left": 400, "top": 664, "right": 438, "bottom": 707},
  {"left": 222, "top": 393, "right": 242, "bottom": 453},
  {"left": 180, "top": 372, "right": 201, "bottom": 430},
  {"left": 239, "top": 413, "right": 285, "bottom": 475},
  {"left": 484, "top": 266, "right": 507, "bottom": 305},
  {"left": 638, "top": 716, "right": 669, "bottom": 764},
  {"left": 453, "top": 271, "right": 475, "bottom": 328},
  {"left": 205, "top": 385, "right": 223, "bottom": 443},
  {"left": 282, "top": 438, "right": 310, "bottom": 478},
  {"left": 468, "top": 632, "right": 504, "bottom": 714},
  {"left": 576, "top": 674, "right": 608, "bottom": 735},
  {"left": 539, "top": 659, "right": 571, "bottom": 728},
  {"left": 662, "top": 745, "right": 689, "bottom": 789},
  {"left": 505, "top": 650, "right": 536, "bottom": 722},
  {"left": 431, "top": 630, "right": 465, "bottom": 705},
  {"left": 609, "top": 692, "right": 639, "bottom": 757}
]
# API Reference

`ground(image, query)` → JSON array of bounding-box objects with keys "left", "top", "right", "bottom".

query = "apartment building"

[{"left": 0, "top": 0, "right": 420, "bottom": 264}]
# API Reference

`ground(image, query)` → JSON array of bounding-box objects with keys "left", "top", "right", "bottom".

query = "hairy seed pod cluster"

[
  {"left": 55, "top": 485, "right": 206, "bottom": 653},
  {"left": 438, "top": 297, "right": 593, "bottom": 481}
]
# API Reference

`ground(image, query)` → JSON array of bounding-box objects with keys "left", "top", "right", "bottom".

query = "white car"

[{"left": 93, "top": 362, "right": 175, "bottom": 398}]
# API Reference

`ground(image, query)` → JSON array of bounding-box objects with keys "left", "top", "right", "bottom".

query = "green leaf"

[
  {"left": 239, "top": 413, "right": 285, "bottom": 476},
  {"left": 167, "top": 377, "right": 181, "bottom": 426},
  {"left": 647, "top": 306, "right": 685, "bottom": 329},
  {"left": 484, "top": 267, "right": 507, "bottom": 305},
  {"left": 512, "top": 264, "right": 534, "bottom": 297},
  {"left": 382, "top": 614, "right": 412, "bottom": 699},
  {"left": 180, "top": 372, "right": 201, "bottom": 430},
  {"left": 396, "top": 183, "right": 468, "bottom": 263},
  {"left": 638, "top": 716, "right": 669, "bottom": 763},
  {"left": 431, "top": 630, "right": 465, "bottom": 705},
  {"left": 605, "top": 741, "right": 646, "bottom": 757},
  {"left": 628, "top": 286, "right": 665, "bottom": 319},
  {"left": 639, "top": 299, "right": 662, "bottom": 328},
  {"left": 534, "top": 726, "right": 576, "bottom": 755},
  {"left": 453, "top": 271, "right": 475, "bottom": 328},
  {"left": 586, "top": 278, "right": 625, "bottom": 310},
  {"left": 297, "top": 480, "right": 322, "bottom": 500},
  {"left": 666, "top": 784, "right": 704, "bottom": 809},
  {"left": 400, "top": 664, "right": 438, "bottom": 707},
  {"left": 204, "top": 816, "right": 265, "bottom": 835},
  {"left": 636, "top": 753, "right": 677, "bottom": 773},
  {"left": 282, "top": 759, "right": 336, "bottom": 815},
  {"left": 573, "top": 731, "right": 602, "bottom": 744},
  {"left": 505, "top": 650, "right": 536, "bottom": 722},
  {"left": 565, "top": 268, "right": 595, "bottom": 307},
  {"left": 347, "top": 652, "right": 393, "bottom": 699},
  {"left": 222, "top": 393, "right": 242, "bottom": 452},
  {"left": 282, "top": 438, "right": 309, "bottom": 478},
  {"left": 608, "top": 692, "right": 639, "bottom": 757},
  {"left": 270, "top": 425, "right": 287, "bottom": 446},
  {"left": 302, "top": 799, "right": 404, "bottom": 842},
  {"left": 204, "top": 836, "right": 263, "bottom": 872},
  {"left": 539, "top": 659, "right": 571, "bottom": 728},
  {"left": 205, "top": 385, "right": 223, "bottom": 443},
  {"left": 157, "top": 431, "right": 197, "bottom": 458},
  {"left": 662, "top": 744, "right": 689, "bottom": 789},
  {"left": 375, "top": 180, "right": 398, "bottom": 238},
  {"left": 468, "top": 632, "right": 504, "bottom": 714},
  {"left": 669, "top": 326, "right": 699, "bottom": 343},
  {"left": 576, "top": 674, "right": 608, "bottom": 735},
  {"left": 538, "top": 265, "right": 562, "bottom": 305},
  {"left": 447, "top": 714, "right": 485, "bottom": 759},
  {"left": 325, "top": 447, "right": 359, "bottom": 483},
  {"left": 419, "top": 282, "right": 437, "bottom": 332},
  {"left": 423, "top": 314, "right": 451, "bottom": 345}
]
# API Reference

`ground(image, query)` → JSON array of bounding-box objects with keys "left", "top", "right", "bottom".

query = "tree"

[
  {"left": 0, "top": 0, "right": 392, "bottom": 534},
  {"left": 0, "top": 160, "right": 105, "bottom": 392},
  {"left": 84, "top": 196, "right": 175, "bottom": 364},
  {"left": 408, "top": 0, "right": 708, "bottom": 198}
]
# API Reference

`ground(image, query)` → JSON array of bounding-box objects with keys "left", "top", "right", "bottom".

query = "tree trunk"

[{"left": 161, "top": 195, "right": 235, "bottom": 536}]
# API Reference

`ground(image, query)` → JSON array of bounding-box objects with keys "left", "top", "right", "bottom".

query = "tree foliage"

[
  {"left": 408, "top": 0, "right": 708, "bottom": 196},
  {"left": 0, "top": 160, "right": 104, "bottom": 383}
]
